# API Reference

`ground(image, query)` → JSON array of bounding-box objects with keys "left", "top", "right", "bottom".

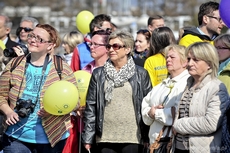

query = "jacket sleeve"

[
  {"left": 70, "top": 47, "right": 80, "bottom": 72},
  {"left": 173, "top": 84, "right": 229, "bottom": 135},
  {"left": 142, "top": 88, "right": 154, "bottom": 125},
  {"left": 140, "top": 69, "right": 152, "bottom": 143},
  {"left": 82, "top": 71, "right": 97, "bottom": 144}
]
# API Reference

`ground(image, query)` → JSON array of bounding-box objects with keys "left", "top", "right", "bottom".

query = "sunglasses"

[
  {"left": 16, "top": 27, "right": 33, "bottom": 36},
  {"left": 19, "top": 27, "right": 33, "bottom": 32},
  {"left": 106, "top": 43, "right": 126, "bottom": 51}
]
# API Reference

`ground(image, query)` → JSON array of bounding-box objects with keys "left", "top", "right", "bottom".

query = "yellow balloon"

[
  {"left": 76, "top": 10, "right": 94, "bottom": 34},
  {"left": 43, "top": 80, "right": 79, "bottom": 115},
  {"left": 74, "top": 70, "right": 91, "bottom": 106}
]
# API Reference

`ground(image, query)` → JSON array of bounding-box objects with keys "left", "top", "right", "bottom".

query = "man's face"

[
  {"left": 0, "top": 16, "right": 10, "bottom": 41},
  {"left": 19, "top": 21, "right": 34, "bottom": 43},
  {"left": 148, "top": 19, "right": 165, "bottom": 32},
  {"left": 94, "top": 21, "right": 112, "bottom": 32},
  {"left": 206, "top": 10, "right": 225, "bottom": 36}
]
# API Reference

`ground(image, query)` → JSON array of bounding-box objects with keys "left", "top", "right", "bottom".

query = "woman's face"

[
  {"left": 187, "top": 52, "right": 210, "bottom": 78},
  {"left": 90, "top": 34, "right": 107, "bottom": 60},
  {"left": 166, "top": 49, "right": 187, "bottom": 76},
  {"left": 135, "top": 33, "right": 149, "bottom": 52},
  {"left": 27, "top": 27, "right": 53, "bottom": 54},
  {"left": 107, "top": 38, "right": 130, "bottom": 63},
  {"left": 215, "top": 40, "right": 230, "bottom": 62},
  {"left": 62, "top": 43, "right": 71, "bottom": 54}
]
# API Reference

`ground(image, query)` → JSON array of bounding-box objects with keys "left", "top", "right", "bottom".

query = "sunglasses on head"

[{"left": 106, "top": 43, "right": 126, "bottom": 51}]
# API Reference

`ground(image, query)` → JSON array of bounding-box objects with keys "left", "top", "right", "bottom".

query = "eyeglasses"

[
  {"left": 207, "top": 15, "right": 222, "bottom": 22},
  {"left": 106, "top": 43, "right": 126, "bottom": 51},
  {"left": 27, "top": 34, "right": 51, "bottom": 43},
  {"left": 18, "top": 27, "right": 33, "bottom": 32},
  {"left": 88, "top": 42, "right": 106, "bottom": 48},
  {"left": 215, "top": 46, "right": 230, "bottom": 50}
]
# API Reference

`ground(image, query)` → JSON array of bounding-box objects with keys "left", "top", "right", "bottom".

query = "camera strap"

[{"left": 16, "top": 53, "right": 50, "bottom": 108}]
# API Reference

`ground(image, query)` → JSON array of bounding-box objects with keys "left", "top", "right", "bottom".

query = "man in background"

[
  {"left": 179, "top": 1, "right": 225, "bottom": 47},
  {"left": 147, "top": 15, "right": 165, "bottom": 32},
  {"left": 0, "top": 15, "right": 18, "bottom": 50},
  {"left": 70, "top": 14, "right": 112, "bottom": 71},
  {"left": 16, "top": 16, "right": 39, "bottom": 46}
]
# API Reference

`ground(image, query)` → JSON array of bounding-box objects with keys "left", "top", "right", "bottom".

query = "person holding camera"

[{"left": 0, "top": 24, "right": 79, "bottom": 153}]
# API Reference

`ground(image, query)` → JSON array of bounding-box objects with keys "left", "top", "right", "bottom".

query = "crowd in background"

[{"left": 0, "top": 1, "right": 230, "bottom": 153}]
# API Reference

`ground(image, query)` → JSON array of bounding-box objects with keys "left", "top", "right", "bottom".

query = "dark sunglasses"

[
  {"left": 19, "top": 27, "right": 33, "bottom": 32},
  {"left": 106, "top": 43, "right": 126, "bottom": 50},
  {"left": 16, "top": 27, "right": 33, "bottom": 36}
]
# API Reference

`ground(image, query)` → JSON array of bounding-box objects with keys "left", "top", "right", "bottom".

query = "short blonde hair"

[
  {"left": 108, "top": 30, "right": 134, "bottom": 56},
  {"left": 62, "top": 31, "right": 84, "bottom": 53},
  {"left": 164, "top": 44, "right": 187, "bottom": 64},
  {"left": 186, "top": 42, "right": 219, "bottom": 78}
]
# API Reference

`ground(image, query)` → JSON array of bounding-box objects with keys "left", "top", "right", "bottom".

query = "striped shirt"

[{"left": 0, "top": 55, "right": 77, "bottom": 147}]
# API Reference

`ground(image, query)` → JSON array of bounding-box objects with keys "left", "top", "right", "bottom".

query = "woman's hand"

[
  {"left": 37, "top": 108, "right": 50, "bottom": 117},
  {"left": 84, "top": 144, "right": 91, "bottom": 152},
  {"left": 5, "top": 111, "right": 19, "bottom": 125},
  {"left": 76, "top": 106, "right": 85, "bottom": 118},
  {"left": 148, "top": 105, "right": 164, "bottom": 119},
  {"left": 13, "top": 46, "right": 25, "bottom": 56}
]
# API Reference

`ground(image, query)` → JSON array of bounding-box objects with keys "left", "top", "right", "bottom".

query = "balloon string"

[{"left": 9, "top": 115, "right": 37, "bottom": 137}]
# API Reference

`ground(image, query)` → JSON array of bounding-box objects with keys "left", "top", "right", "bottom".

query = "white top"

[{"left": 141, "top": 69, "right": 190, "bottom": 144}]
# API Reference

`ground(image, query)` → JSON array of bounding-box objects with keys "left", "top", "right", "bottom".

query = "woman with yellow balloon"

[{"left": 0, "top": 24, "right": 79, "bottom": 152}]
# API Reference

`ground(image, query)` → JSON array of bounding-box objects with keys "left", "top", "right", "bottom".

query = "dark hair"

[
  {"left": 198, "top": 1, "right": 219, "bottom": 25},
  {"left": 89, "top": 14, "right": 111, "bottom": 34},
  {"left": 147, "top": 15, "right": 164, "bottom": 26},
  {"left": 148, "top": 26, "right": 176, "bottom": 56},
  {"left": 136, "top": 29, "right": 151, "bottom": 43},
  {"left": 36, "top": 24, "right": 61, "bottom": 48},
  {"left": 92, "top": 29, "right": 112, "bottom": 37}
]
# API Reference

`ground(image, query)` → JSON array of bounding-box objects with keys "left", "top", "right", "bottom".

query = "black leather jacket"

[{"left": 82, "top": 65, "right": 152, "bottom": 144}]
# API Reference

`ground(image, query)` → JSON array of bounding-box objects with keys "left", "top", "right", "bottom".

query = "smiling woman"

[{"left": 0, "top": 24, "right": 79, "bottom": 153}]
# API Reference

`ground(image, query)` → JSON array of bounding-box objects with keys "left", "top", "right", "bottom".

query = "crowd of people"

[{"left": 0, "top": 1, "right": 230, "bottom": 153}]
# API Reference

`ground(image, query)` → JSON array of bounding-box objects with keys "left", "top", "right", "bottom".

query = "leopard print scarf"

[{"left": 104, "top": 57, "right": 135, "bottom": 103}]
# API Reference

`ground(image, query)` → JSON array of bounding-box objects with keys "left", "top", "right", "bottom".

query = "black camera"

[
  {"left": 15, "top": 99, "right": 35, "bottom": 118},
  {"left": 3, "top": 44, "right": 29, "bottom": 57}
]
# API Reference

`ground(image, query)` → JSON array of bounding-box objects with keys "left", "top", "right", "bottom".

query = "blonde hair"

[
  {"left": 186, "top": 42, "right": 219, "bottom": 78},
  {"left": 62, "top": 31, "right": 84, "bottom": 53},
  {"left": 164, "top": 44, "right": 187, "bottom": 64}
]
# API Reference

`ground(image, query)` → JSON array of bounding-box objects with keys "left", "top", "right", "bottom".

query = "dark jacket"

[
  {"left": 82, "top": 65, "right": 152, "bottom": 144},
  {"left": 5, "top": 37, "right": 19, "bottom": 49}
]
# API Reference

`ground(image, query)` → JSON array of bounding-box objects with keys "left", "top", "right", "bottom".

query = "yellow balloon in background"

[
  {"left": 43, "top": 80, "right": 79, "bottom": 115},
  {"left": 76, "top": 10, "right": 94, "bottom": 34},
  {"left": 74, "top": 70, "right": 91, "bottom": 106},
  {"left": 0, "top": 40, "right": 5, "bottom": 50}
]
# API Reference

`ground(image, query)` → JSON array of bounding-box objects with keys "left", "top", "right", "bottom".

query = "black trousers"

[{"left": 97, "top": 143, "right": 144, "bottom": 153}]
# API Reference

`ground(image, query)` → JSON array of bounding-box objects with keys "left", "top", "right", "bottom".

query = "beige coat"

[{"left": 172, "top": 75, "right": 229, "bottom": 153}]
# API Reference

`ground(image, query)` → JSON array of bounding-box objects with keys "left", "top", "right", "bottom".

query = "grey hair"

[{"left": 20, "top": 16, "right": 39, "bottom": 28}]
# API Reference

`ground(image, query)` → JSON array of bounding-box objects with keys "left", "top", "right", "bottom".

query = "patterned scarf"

[{"left": 104, "top": 57, "right": 136, "bottom": 103}]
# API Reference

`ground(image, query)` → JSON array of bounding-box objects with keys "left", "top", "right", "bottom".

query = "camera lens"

[
  {"left": 3, "top": 48, "right": 17, "bottom": 57},
  {"left": 3, "top": 45, "right": 29, "bottom": 58}
]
